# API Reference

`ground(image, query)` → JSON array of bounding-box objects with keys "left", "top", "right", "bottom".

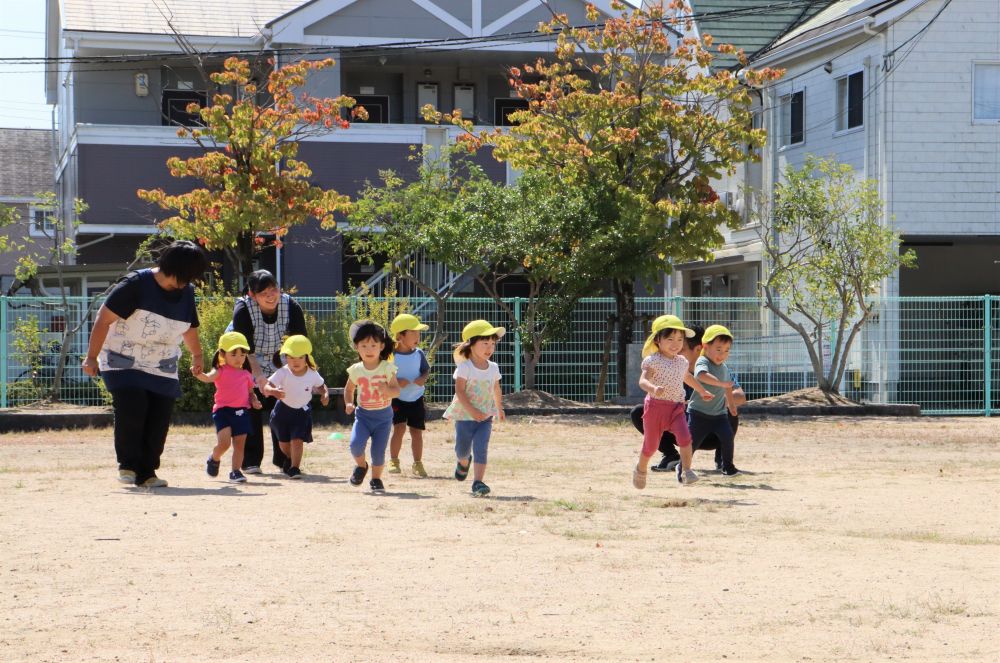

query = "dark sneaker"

[
  {"left": 471, "top": 480, "right": 491, "bottom": 497},
  {"left": 350, "top": 464, "right": 368, "bottom": 486},
  {"left": 282, "top": 458, "right": 292, "bottom": 475},
  {"left": 206, "top": 456, "right": 220, "bottom": 477},
  {"left": 651, "top": 454, "right": 681, "bottom": 472},
  {"left": 370, "top": 478, "right": 385, "bottom": 493},
  {"left": 287, "top": 466, "right": 302, "bottom": 480},
  {"left": 229, "top": 470, "right": 247, "bottom": 483},
  {"left": 454, "top": 456, "right": 472, "bottom": 481},
  {"left": 715, "top": 460, "right": 725, "bottom": 472},
  {"left": 720, "top": 465, "right": 742, "bottom": 477},
  {"left": 676, "top": 462, "right": 684, "bottom": 484}
]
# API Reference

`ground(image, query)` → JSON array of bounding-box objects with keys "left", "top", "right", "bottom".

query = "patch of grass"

[
  {"left": 658, "top": 498, "right": 695, "bottom": 508},
  {"left": 551, "top": 498, "right": 597, "bottom": 513},
  {"left": 844, "top": 530, "right": 998, "bottom": 546}
]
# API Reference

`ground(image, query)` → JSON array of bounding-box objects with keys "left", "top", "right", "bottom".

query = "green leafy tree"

[
  {"left": 443, "top": 169, "right": 613, "bottom": 389},
  {"left": 347, "top": 151, "right": 474, "bottom": 354},
  {"left": 138, "top": 56, "right": 365, "bottom": 281},
  {"left": 428, "top": 0, "right": 781, "bottom": 396},
  {"left": 756, "top": 156, "right": 917, "bottom": 395}
]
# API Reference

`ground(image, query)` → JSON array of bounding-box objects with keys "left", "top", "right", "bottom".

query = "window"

[
  {"left": 974, "top": 63, "right": 1000, "bottom": 120},
  {"left": 161, "top": 89, "right": 206, "bottom": 126},
  {"left": 28, "top": 205, "right": 55, "bottom": 237},
  {"left": 835, "top": 71, "right": 863, "bottom": 131},
  {"left": 779, "top": 90, "right": 804, "bottom": 146},
  {"left": 349, "top": 95, "right": 390, "bottom": 123},
  {"left": 493, "top": 98, "right": 529, "bottom": 126}
]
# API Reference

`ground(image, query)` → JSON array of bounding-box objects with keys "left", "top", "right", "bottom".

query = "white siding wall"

[{"left": 886, "top": 0, "right": 1000, "bottom": 236}]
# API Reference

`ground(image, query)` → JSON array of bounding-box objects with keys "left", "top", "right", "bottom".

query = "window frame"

[
  {"left": 27, "top": 205, "right": 56, "bottom": 238},
  {"left": 834, "top": 70, "right": 864, "bottom": 134},
  {"left": 972, "top": 61, "right": 1000, "bottom": 123},
  {"left": 778, "top": 88, "right": 806, "bottom": 148}
]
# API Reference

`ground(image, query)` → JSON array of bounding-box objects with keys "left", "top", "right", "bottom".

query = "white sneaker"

[
  {"left": 118, "top": 469, "right": 136, "bottom": 484},
  {"left": 680, "top": 469, "right": 699, "bottom": 486},
  {"left": 140, "top": 476, "right": 168, "bottom": 488},
  {"left": 243, "top": 466, "right": 262, "bottom": 475}
]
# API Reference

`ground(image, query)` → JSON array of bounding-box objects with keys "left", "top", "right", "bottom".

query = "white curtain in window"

[{"left": 974, "top": 64, "right": 1000, "bottom": 120}]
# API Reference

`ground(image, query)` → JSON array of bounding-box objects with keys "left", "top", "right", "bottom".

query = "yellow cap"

[
  {"left": 217, "top": 331, "right": 250, "bottom": 353},
  {"left": 390, "top": 313, "right": 429, "bottom": 337},
  {"left": 280, "top": 334, "right": 313, "bottom": 358},
  {"left": 702, "top": 324, "right": 734, "bottom": 345},
  {"left": 641, "top": 315, "right": 695, "bottom": 358},
  {"left": 454, "top": 320, "right": 505, "bottom": 364},
  {"left": 461, "top": 320, "right": 505, "bottom": 342}
]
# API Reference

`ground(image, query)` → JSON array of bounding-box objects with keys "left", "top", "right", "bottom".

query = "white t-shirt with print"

[
  {"left": 268, "top": 366, "right": 325, "bottom": 410},
  {"left": 444, "top": 359, "right": 501, "bottom": 421},
  {"left": 641, "top": 352, "right": 688, "bottom": 402}
]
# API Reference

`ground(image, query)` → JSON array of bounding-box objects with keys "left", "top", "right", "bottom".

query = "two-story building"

[
  {"left": 46, "top": 0, "right": 623, "bottom": 295},
  {"left": 675, "top": 0, "right": 1000, "bottom": 298}
]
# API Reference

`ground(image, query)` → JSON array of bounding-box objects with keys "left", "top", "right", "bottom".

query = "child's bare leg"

[
  {"left": 410, "top": 427, "right": 424, "bottom": 462},
  {"left": 637, "top": 452, "right": 653, "bottom": 473},
  {"left": 389, "top": 423, "right": 406, "bottom": 461},
  {"left": 212, "top": 429, "right": 232, "bottom": 461},
  {"left": 372, "top": 464, "right": 384, "bottom": 479},
  {"left": 353, "top": 454, "right": 368, "bottom": 469},
  {"left": 679, "top": 444, "right": 694, "bottom": 471},
  {"left": 473, "top": 462, "right": 486, "bottom": 482},
  {"left": 231, "top": 436, "right": 246, "bottom": 471},
  {"left": 279, "top": 441, "right": 291, "bottom": 462},
  {"left": 290, "top": 440, "right": 304, "bottom": 468}
]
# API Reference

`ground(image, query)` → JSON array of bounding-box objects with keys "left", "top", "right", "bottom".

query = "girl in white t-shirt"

[
  {"left": 443, "top": 320, "right": 506, "bottom": 497},
  {"left": 262, "top": 335, "right": 328, "bottom": 479},
  {"left": 344, "top": 320, "right": 401, "bottom": 493}
]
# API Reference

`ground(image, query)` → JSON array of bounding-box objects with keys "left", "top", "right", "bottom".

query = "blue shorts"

[
  {"left": 212, "top": 406, "right": 252, "bottom": 437},
  {"left": 269, "top": 400, "right": 314, "bottom": 443}
]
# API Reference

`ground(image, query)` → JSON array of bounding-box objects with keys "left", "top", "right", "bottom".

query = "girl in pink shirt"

[{"left": 194, "top": 332, "right": 262, "bottom": 483}]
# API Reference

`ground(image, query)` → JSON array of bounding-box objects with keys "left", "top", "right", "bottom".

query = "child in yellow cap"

[
  {"left": 634, "top": 315, "right": 714, "bottom": 489},
  {"left": 261, "top": 335, "right": 329, "bottom": 479},
  {"left": 387, "top": 313, "right": 432, "bottom": 477},
  {"left": 193, "top": 331, "right": 262, "bottom": 483},
  {"left": 688, "top": 324, "right": 741, "bottom": 476},
  {"left": 443, "top": 320, "right": 506, "bottom": 497}
]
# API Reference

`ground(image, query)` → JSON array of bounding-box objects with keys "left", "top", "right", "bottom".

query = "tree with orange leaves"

[
  {"left": 427, "top": 0, "right": 782, "bottom": 398},
  {"left": 138, "top": 56, "right": 366, "bottom": 280}
]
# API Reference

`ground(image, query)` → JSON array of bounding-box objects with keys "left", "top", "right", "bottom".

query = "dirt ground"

[{"left": 1, "top": 415, "right": 998, "bottom": 662}]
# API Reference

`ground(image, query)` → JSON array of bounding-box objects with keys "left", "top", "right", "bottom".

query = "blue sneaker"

[
  {"left": 471, "top": 480, "right": 491, "bottom": 497},
  {"left": 206, "top": 456, "right": 220, "bottom": 477},
  {"left": 229, "top": 470, "right": 247, "bottom": 483}
]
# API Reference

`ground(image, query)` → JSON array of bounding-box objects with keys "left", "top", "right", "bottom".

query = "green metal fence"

[{"left": 1, "top": 294, "right": 996, "bottom": 415}]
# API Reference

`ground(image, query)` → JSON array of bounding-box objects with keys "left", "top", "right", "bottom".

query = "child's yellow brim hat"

[
  {"left": 390, "top": 313, "right": 429, "bottom": 337},
  {"left": 702, "top": 324, "right": 734, "bottom": 345},
  {"left": 641, "top": 315, "right": 695, "bottom": 357},
  {"left": 454, "top": 320, "right": 505, "bottom": 364},
  {"left": 218, "top": 331, "right": 250, "bottom": 353},
  {"left": 280, "top": 334, "right": 313, "bottom": 358}
]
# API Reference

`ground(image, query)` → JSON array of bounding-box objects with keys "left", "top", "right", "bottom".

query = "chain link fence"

[{"left": 2, "top": 294, "right": 996, "bottom": 414}]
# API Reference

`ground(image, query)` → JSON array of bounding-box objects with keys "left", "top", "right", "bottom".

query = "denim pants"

[
  {"left": 454, "top": 418, "right": 493, "bottom": 464},
  {"left": 349, "top": 406, "right": 394, "bottom": 466}
]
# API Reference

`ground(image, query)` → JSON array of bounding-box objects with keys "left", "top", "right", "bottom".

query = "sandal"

[
  {"left": 632, "top": 464, "right": 647, "bottom": 490},
  {"left": 454, "top": 456, "right": 472, "bottom": 481}
]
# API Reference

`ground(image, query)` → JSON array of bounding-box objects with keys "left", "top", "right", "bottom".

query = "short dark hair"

[
  {"left": 157, "top": 240, "right": 208, "bottom": 285},
  {"left": 687, "top": 325, "right": 706, "bottom": 350},
  {"left": 351, "top": 321, "right": 394, "bottom": 361},
  {"left": 247, "top": 269, "right": 278, "bottom": 294}
]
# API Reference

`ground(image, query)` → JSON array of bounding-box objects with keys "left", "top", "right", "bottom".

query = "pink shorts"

[{"left": 641, "top": 397, "right": 691, "bottom": 456}]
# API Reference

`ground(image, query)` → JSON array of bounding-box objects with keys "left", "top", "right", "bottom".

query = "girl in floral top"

[{"left": 443, "top": 320, "right": 506, "bottom": 497}]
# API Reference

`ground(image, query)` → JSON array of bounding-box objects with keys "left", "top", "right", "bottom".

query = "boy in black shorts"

[{"left": 387, "top": 314, "right": 431, "bottom": 477}]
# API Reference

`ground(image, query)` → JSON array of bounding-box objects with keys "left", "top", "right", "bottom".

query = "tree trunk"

[
  {"left": 613, "top": 278, "right": 636, "bottom": 398},
  {"left": 595, "top": 314, "right": 616, "bottom": 403}
]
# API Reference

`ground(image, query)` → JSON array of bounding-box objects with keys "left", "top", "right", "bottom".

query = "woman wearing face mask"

[{"left": 230, "top": 270, "right": 308, "bottom": 473}]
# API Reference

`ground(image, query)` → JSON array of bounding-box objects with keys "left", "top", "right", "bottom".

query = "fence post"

[
  {"left": 985, "top": 295, "right": 992, "bottom": 417},
  {"left": 513, "top": 297, "right": 522, "bottom": 392},
  {"left": 1, "top": 295, "right": 6, "bottom": 408}
]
